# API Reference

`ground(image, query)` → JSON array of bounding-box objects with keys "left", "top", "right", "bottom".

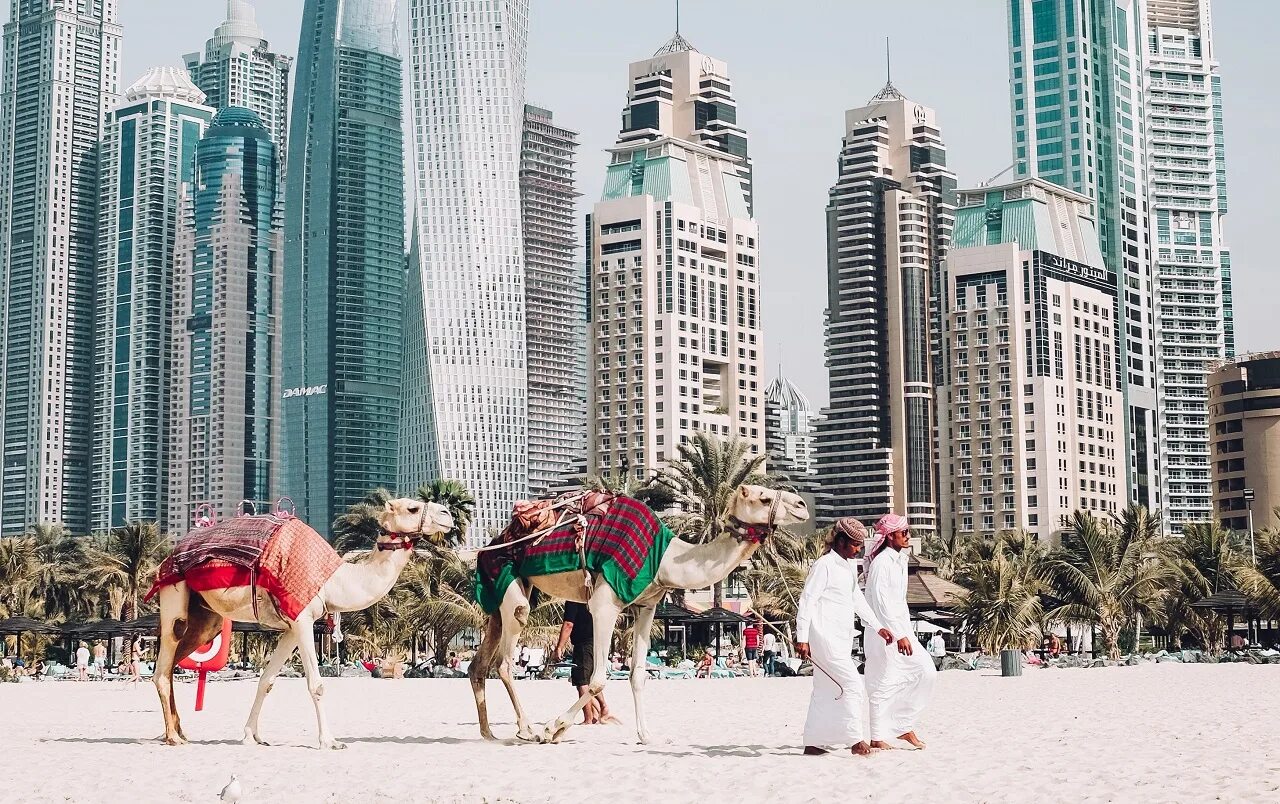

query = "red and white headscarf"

[{"left": 867, "top": 513, "right": 910, "bottom": 563}]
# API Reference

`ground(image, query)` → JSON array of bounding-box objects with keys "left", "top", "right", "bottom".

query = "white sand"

[{"left": 1, "top": 664, "right": 1276, "bottom": 803}]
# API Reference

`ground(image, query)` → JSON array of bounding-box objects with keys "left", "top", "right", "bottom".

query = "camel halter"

[
  {"left": 377, "top": 504, "right": 433, "bottom": 551},
  {"left": 727, "top": 491, "right": 784, "bottom": 543}
]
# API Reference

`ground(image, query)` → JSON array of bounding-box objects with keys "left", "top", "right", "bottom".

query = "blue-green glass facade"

[
  {"left": 168, "top": 106, "right": 280, "bottom": 532},
  {"left": 282, "top": 0, "right": 405, "bottom": 536},
  {"left": 1008, "top": 0, "right": 1158, "bottom": 514}
]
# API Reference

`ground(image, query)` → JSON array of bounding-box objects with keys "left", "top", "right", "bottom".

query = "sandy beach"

[{"left": 1, "top": 663, "right": 1276, "bottom": 803}]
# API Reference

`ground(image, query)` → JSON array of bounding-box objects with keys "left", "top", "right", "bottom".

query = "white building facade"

[
  {"left": 1146, "top": 0, "right": 1234, "bottom": 534},
  {"left": 587, "top": 37, "right": 764, "bottom": 481},
  {"left": 185, "top": 0, "right": 291, "bottom": 180},
  {"left": 765, "top": 375, "right": 818, "bottom": 477},
  {"left": 402, "top": 0, "right": 530, "bottom": 541},
  {"left": 0, "top": 0, "right": 121, "bottom": 535},
  {"left": 941, "top": 179, "right": 1123, "bottom": 543},
  {"left": 92, "top": 68, "right": 213, "bottom": 532}
]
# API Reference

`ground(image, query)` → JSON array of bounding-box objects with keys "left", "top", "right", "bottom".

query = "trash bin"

[{"left": 1000, "top": 649, "right": 1023, "bottom": 677}]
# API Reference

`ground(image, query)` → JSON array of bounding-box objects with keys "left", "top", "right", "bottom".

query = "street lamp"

[{"left": 1243, "top": 488, "right": 1256, "bottom": 566}]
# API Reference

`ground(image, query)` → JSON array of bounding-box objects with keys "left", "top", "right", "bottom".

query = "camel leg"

[
  {"left": 469, "top": 614, "right": 505, "bottom": 741},
  {"left": 544, "top": 587, "right": 622, "bottom": 744},
  {"left": 153, "top": 584, "right": 188, "bottom": 745},
  {"left": 241, "top": 629, "right": 299, "bottom": 746},
  {"left": 293, "top": 615, "right": 342, "bottom": 750},
  {"left": 629, "top": 604, "right": 658, "bottom": 745},
  {"left": 162, "top": 594, "right": 224, "bottom": 744},
  {"left": 495, "top": 588, "right": 536, "bottom": 742}
]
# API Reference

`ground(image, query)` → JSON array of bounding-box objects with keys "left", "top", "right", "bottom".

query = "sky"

[{"left": 111, "top": 0, "right": 1280, "bottom": 408}]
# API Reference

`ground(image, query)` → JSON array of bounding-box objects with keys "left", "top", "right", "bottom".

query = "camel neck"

[
  {"left": 658, "top": 532, "right": 756, "bottom": 591},
  {"left": 327, "top": 547, "right": 411, "bottom": 612}
]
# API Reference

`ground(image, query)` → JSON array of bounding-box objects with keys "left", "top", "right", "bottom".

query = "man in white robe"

[
  {"left": 795, "top": 518, "right": 895, "bottom": 756},
  {"left": 863, "top": 513, "right": 936, "bottom": 749}
]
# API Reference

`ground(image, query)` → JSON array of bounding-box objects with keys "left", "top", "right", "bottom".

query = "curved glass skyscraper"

[
  {"left": 403, "top": 0, "right": 530, "bottom": 540},
  {"left": 282, "top": 0, "right": 404, "bottom": 535},
  {"left": 167, "top": 107, "right": 282, "bottom": 534}
]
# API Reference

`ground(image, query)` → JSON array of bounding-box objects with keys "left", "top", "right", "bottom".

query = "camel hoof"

[
  {"left": 543, "top": 722, "right": 568, "bottom": 744},
  {"left": 515, "top": 728, "right": 539, "bottom": 743},
  {"left": 163, "top": 735, "right": 187, "bottom": 746},
  {"left": 321, "top": 740, "right": 347, "bottom": 751}
]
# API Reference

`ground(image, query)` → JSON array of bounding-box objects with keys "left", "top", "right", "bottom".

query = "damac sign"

[{"left": 283, "top": 385, "right": 328, "bottom": 399}]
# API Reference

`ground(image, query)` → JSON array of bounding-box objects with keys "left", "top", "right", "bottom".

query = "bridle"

[
  {"left": 726, "top": 491, "right": 785, "bottom": 544},
  {"left": 377, "top": 504, "right": 435, "bottom": 551}
]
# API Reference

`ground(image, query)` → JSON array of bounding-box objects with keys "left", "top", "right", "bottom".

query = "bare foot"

[
  {"left": 852, "top": 741, "right": 877, "bottom": 756},
  {"left": 598, "top": 713, "right": 623, "bottom": 725},
  {"left": 869, "top": 740, "right": 896, "bottom": 750},
  {"left": 803, "top": 746, "right": 828, "bottom": 755},
  {"left": 898, "top": 731, "right": 926, "bottom": 749}
]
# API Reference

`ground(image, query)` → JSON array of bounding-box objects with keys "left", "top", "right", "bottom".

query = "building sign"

[
  {"left": 1033, "top": 250, "right": 1114, "bottom": 294},
  {"left": 283, "top": 385, "right": 327, "bottom": 399}
]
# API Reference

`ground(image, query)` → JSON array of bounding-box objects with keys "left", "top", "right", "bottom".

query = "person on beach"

[
  {"left": 742, "top": 618, "right": 761, "bottom": 676},
  {"left": 795, "top": 518, "right": 895, "bottom": 756},
  {"left": 762, "top": 627, "right": 778, "bottom": 676},
  {"left": 93, "top": 641, "right": 106, "bottom": 671},
  {"left": 863, "top": 514, "right": 936, "bottom": 750},
  {"left": 75, "top": 642, "right": 90, "bottom": 681},
  {"left": 553, "top": 601, "right": 618, "bottom": 725},
  {"left": 928, "top": 632, "right": 946, "bottom": 670},
  {"left": 129, "top": 637, "right": 144, "bottom": 684}
]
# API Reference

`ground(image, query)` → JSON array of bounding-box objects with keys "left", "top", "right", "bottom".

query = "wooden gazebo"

[{"left": 907, "top": 554, "right": 964, "bottom": 612}]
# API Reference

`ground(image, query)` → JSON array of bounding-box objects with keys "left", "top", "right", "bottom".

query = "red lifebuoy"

[{"left": 179, "top": 619, "right": 232, "bottom": 711}]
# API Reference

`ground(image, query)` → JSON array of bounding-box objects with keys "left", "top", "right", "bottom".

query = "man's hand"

[
  {"left": 795, "top": 642, "right": 811, "bottom": 660},
  {"left": 896, "top": 637, "right": 914, "bottom": 656},
  {"left": 877, "top": 628, "right": 894, "bottom": 645}
]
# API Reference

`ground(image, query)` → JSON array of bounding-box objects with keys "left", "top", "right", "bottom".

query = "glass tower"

[
  {"left": 167, "top": 107, "right": 282, "bottom": 535},
  {"left": 282, "top": 0, "right": 404, "bottom": 536},
  {"left": 403, "top": 0, "right": 530, "bottom": 538},
  {"left": 0, "top": 0, "right": 121, "bottom": 535},
  {"left": 92, "top": 68, "right": 214, "bottom": 532},
  {"left": 1007, "top": 0, "right": 1159, "bottom": 514}
]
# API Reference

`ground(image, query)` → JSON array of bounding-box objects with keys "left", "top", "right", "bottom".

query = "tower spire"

[{"left": 869, "top": 36, "right": 905, "bottom": 102}]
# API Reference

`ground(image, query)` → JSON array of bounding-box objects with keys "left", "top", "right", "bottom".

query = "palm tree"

[
  {"left": 393, "top": 548, "right": 486, "bottom": 662},
  {"left": 739, "top": 527, "right": 823, "bottom": 647},
  {"left": 331, "top": 488, "right": 394, "bottom": 553},
  {"left": 0, "top": 534, "right": 39, "bottom": 617},
  {"left": 921, "top": 528, "right": 966, "bottom": 581},
  {"left": 582, "top": 471, "right": 681, "bottom": 513},
  {"left": 951, "top": 530, "right": 1048, "bottom": 654},
  {"left": 642, "top": 432, "right": 774, "bottom": 606},
  {"left": 1234, "top": 526, "right": 1280, "bottom": 619},
  {"left": 415, "top": 479, "right": 475, "bottom": 545},
  {"left": 1043, "top": 508, "right": 1177, "bottom": 660},
  {"left": 81, "top": 522, "right": 170, "bottom": 620},
  {"left": 27, "top": 524, "right": 94, "bottom": 621}
]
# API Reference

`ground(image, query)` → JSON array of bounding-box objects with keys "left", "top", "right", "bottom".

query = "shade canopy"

[
  {"left": 61, "top": 619, "right": 129, "bottom": 638},
  {"left": 0, "top": 616, "right": 60, "bottom": 636},
  {"left": 692, "top": 606, "right": 749, "bottom": 625},
  {"left": 1190, "top": 589, "right": 1253, "bottom": 612},
  {"left": 654, "top": 600, "right": 699, "bottom": 622}
]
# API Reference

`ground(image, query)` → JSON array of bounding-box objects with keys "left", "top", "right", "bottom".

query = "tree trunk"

[{"left": 713, "top": 581, "right": 723, "bottom": 609}]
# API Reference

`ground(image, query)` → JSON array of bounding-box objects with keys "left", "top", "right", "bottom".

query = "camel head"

[
  {"left": 377, "top": 498, "right": 455, "bottom": 550},
  {"left": 725, "top": 485, "right": 809, "bottom": 542}
]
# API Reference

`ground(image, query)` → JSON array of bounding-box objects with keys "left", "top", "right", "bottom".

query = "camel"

[
  {"left": 153, "top": 498, "right": 453, "bottom": 749},
  {"left": 470, "top": 484, "right": 809, "bottom": 745}
]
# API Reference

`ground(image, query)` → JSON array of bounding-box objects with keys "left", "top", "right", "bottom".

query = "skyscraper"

[
  {"left": 92, "top": 68, "right": 214, "bottom": 532},
  {"left": 1146, "top": 0, "right": 1234, "bottom": 533},
  {"left": 940, "top": 178, "right": 1122, "bottom": 544},
  {"left": 282, "top": 0, "right": 404, "bottom": 536},
  {"left": 1006, "top": 0, "right": 1158, "bottom": 516},
  {"left": 815, "top": 85, "right": 955, "bottom": 534},
  {"left": 586, "top": 35, "right": 765, "bottom": 484},
  {"left": 520, "top": 104, "right": 584, "bottom": 498},
  {"left": 0, "top": 0, "right": 121, "bottom": 535},
  {"left": 185, "top": 1, "right": 291, "bottom": 177},
  {"left": 402, "top": 0, "right": 530, "bottom": 539},
  {"left": 167, "top": 107, "right": 282, "bottom": 535},
  {"left": 765, "top": 374, "right": 819, "bottom": 477}
]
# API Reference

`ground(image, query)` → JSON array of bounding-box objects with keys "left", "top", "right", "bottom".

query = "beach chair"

[{"left": 524, "top": 648, "right": 546, "bottom": 678}]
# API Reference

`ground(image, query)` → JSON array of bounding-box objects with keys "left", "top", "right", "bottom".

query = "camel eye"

[{"left": 408, "top": 505, "right": 421, "bottom": 514}]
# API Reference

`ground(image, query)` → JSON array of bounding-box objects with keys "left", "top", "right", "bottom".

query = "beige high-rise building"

[
  {"left": 587, "top": 33, "right": 763, "bottom": 479},
  {"left": 1208, "top": 353, "right": 1280, "bottom": 533},
  {"left": 940, "top": 178, "right": 1123, "bottom": 543}
]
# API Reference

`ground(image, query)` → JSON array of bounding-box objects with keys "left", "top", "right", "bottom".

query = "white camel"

[
  {"left": 469, "top": 484, "right": 809, "bottom": 745},
  {"left": 153, "top": 498, "right": 453, "bottom": 749}
]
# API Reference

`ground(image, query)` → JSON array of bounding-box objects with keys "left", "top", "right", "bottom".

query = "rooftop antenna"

[
  {"left": 886, "top": 36, "right": 891, "bottom": 85},
  {"left": 870, "top": 35, "right": 905, "bottom": 102},
  {"left": 676, "top": 0, "right": 680, "bottom": 33}
]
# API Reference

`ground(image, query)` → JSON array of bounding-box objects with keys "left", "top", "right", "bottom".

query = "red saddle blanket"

[{"left": 147, "top": 516, "right": 343, "bottom": 622}]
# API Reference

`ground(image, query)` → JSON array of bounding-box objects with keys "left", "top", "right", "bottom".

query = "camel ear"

[
  {"left": 739, "top": 486, "right": 751, "bottom": 499},
  {"left": 384, "top": 501, "right": 394, "bottom": 513}
]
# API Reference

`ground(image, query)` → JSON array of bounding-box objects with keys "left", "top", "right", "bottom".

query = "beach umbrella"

[
  {"left": 693, "top": 607, "right": 749, "bottom": 658},
  {"left": 654, "top": 600, "right": 698, "bottom": 656},
  {"left": 0, "top": 616, "right": 59, "bottom": 661}
]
